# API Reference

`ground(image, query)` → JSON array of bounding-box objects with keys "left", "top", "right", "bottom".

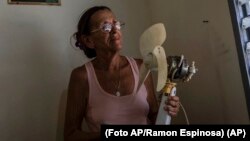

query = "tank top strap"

[
  {"left": 85, "top": 61, "right": 96, "bottom": 94},
  {"left": 125, "top": 56, "right": 139, "bottom": 80}
]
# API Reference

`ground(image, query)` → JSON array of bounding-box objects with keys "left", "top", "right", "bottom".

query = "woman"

[{"left": 64, "top": 6, "right": 180, "bottom": 141}]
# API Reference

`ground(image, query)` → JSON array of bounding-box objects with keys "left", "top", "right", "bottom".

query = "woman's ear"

[{"left": 81, "top": 35, "right": 95, "bottom": 49}]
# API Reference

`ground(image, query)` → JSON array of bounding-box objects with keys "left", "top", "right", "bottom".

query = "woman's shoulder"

[
  {"left": 67, "top": 64, "right": 89, "bottom": 103},
  {"left": 70, "top": 64, "right": 88, "bottom": 83}
]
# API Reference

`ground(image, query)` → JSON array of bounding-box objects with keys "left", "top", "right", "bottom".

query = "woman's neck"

[{"left": 92, "top": 53, "right": 122, "bottom": 71}]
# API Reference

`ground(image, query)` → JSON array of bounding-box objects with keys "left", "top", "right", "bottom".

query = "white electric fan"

[
  {"left": 137, "top": 23, "right": 171, "bottom": 125},
  {"left": 137, "top": 23, "right": 198, "bottom": 125}
]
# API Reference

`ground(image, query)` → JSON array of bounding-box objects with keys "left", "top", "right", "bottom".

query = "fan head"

[{"left": 138, "top": 23, "right": 168, "bottom": 92}]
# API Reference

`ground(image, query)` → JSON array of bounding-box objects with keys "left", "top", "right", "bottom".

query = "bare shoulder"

[
  {"left": 70, "top": 65, "right": 88, "bottom": 83},
  {"left": 68, "top": 64, "right": 89, "bottom": 98}
]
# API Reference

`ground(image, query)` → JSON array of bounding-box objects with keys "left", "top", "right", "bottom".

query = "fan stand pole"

[{"left": 155, "top": 81, "right": 177, "bottom": 125}]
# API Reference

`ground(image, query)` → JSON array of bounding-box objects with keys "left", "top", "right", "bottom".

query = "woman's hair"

[{"left": 73, "top": 6, "right": 112, "bottom": 58}]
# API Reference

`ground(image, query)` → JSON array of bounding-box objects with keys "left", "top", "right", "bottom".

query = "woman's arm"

[
  {"left": 64, "top": 66, "right": 100, "bottom": 141},
  {"left": 144, "top": 72, "right": 159, "bottom": 124}
]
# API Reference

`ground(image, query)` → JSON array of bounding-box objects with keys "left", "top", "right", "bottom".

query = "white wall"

[
  {"left": 0, "top": 0, "right": 151, "bottom": 141},
  {"left": 148, "top": 0, "right": 249, "bottom": 124}
]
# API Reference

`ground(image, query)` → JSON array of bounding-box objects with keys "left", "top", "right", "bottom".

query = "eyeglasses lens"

[{"left": 101, "top": 22, "right": 122, "bottom": 33}]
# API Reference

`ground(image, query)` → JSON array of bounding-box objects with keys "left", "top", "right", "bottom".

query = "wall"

[
  {"left": 148, "top": 0, "right": 249, "bottom": 124},
  {"left": 0, "top": 0, "right": 151, "bottom": 141}
]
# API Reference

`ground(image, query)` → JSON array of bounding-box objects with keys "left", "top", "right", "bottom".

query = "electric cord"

[{"left": 179, "top": 102, "right": 190, "bottom": 125}]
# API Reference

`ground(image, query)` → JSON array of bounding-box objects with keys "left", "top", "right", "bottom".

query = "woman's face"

[{"left": 88, "top": 9, "right": 123, "bottom": 53}]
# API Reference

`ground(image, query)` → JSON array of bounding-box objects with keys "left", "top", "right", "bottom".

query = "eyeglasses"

[{"left": 90, "top": 21, "right": 125, "bottom": 33}]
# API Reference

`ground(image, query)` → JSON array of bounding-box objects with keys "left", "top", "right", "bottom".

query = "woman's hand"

[{"left": 164, "top": 96, "right": 180, "bottom": 117}]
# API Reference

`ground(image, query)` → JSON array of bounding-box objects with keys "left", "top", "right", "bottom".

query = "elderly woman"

[{"left": 64, "top": 6, "right": 180, "bottom": 141}]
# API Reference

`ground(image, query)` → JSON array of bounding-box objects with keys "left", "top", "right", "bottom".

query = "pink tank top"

[{"left": 85, "top": 57, "right": 149, "bottom": 132}]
